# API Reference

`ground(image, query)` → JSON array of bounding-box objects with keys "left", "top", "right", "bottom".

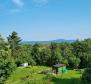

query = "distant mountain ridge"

[
  {"left": 21, "top": 39, "right": 75, "bottom": 44},
  {"left": 52, "top": 39, "right": 75, "bottom": 43}
]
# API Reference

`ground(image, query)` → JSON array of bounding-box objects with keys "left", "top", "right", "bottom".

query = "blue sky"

[{"left": 0, "top": 0, "right": 91, "bottom": 41}]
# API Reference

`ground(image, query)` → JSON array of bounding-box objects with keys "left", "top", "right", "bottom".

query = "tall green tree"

[
  {"left": 49, "top": 43, "right": 62, "bottom": 66},
  {"left": 39, "top": 48, "right": 51, "bottom": 66},
  {"left": 60, "top": 43, "right": 80, "bottom": 68},
  {"left": 72, "top": 39, "right": 91, "bottom": 68},
  {"left": 16, "top": 44, "right": 36, "bottom": 66},
  {"left": 31, "top": 43, "right": 40, "bottom": 65},
  {"left": 7, "top": 31, "right": 21, "bottom": 62},
  {"left": 0, "top": 34, "right": 16, "bottom": 84}
]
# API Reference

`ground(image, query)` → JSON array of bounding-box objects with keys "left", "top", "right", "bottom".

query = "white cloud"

[
  {"left": 12, "top": 0, "right": 24, "bottom": 7},
  {"left": 12, "top": 0, "right": 48, "bottom": 7}
]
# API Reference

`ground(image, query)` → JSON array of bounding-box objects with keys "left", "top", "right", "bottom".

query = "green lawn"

[
  {"left": 52, "top": 70, "right": 83, "bottom": 84},
  {"left": 5, "top": 66, "right": 83, "bottom": 84}
]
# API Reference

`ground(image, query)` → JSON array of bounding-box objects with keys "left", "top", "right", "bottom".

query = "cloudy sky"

[{"left": 0, "top": 0, "right": 91, "bottom": 41}]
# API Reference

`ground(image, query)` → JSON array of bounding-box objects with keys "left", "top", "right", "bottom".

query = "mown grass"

[
  {"left": 5, "top": 66, "right": 83, "bottom": 84},
  {"left": 52, "top": 70, "right": 83, "bottom": 84}
]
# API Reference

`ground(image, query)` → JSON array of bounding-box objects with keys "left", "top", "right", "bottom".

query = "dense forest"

[{"left": 0, "top": 31, "right": 91, "bottom": 84}]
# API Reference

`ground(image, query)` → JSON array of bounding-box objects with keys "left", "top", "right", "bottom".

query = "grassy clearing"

[
  {"left": 52, "top": 70, "right": 83, "bottom": 84},
  {"left": 5, "top": 66, "right": 83, "bottom": 84}
]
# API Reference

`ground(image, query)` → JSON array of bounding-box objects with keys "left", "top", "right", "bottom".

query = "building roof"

[{"left": 53, "top": 64, "right": 66, "bottom": 68}]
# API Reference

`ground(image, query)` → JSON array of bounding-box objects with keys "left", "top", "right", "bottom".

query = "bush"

[
  {"left": 82, "top": 59, "right": 91, "bottom": 84},
  {"left": 0, "top": 60, "right": 16, "bottom": 84}
]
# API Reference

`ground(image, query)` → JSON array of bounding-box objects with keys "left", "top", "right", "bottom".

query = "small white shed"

[{"left": 20, "top": 63, "right": 28, "bottom": 67}]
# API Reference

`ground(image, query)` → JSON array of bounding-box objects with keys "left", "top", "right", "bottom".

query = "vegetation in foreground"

[
  {"left": 82, "top": 58, "right": 91, "bottom": 84},
  {"left": 0, "top": 31, "right": 91, "bottom": 83},
  {"left": 5, "top": 66, "right": 83, "bottom": 84}
]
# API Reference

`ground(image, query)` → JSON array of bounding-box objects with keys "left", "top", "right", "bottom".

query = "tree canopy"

[{"left": 0, "top": 31, "right": 91, "bottom": 84}]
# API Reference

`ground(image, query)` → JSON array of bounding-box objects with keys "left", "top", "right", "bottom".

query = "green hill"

[{"left": 5, "top": 66, "right": 83, "bottom": 84}]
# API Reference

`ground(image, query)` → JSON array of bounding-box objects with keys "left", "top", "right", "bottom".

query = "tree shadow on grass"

[{"left": 52, "top": 78, "right": 83, "bottom": 84}]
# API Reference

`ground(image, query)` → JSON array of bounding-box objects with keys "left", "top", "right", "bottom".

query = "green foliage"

[
  {"left": 40, "top": 48, "right": 51, "bottom": 66},
  {"left": 7, "top": 31, "right": 21, "bottom": 49},
  {"left": 31, "top": 44, "right": 41, "bottom": 65},
  {"left": 0, "top": 31, "right": 91, "bottom": 84},
  {"left": 0, "top": 59, "right": 16, "bottom": 84},
  {"left": 72, "top": 39, "right": 91, "bottom": 68},
  {"left": 5, "top": 66, "right": 83, "bottom": 84},
  {"left": 5, "top": 66, "right": 50, "bottom": 84},
  {"left": 6, "top": 32, "right": 91, "bottom": 69},
  {"left": 29, "top": 39, "right": 91, "bottom": 69},
  {"left": 49, "top": 43, "right": 63, "bottom": 66},
  {"left": 0, "top": 34, "right": 16, "bottom": 84},
  {"left": 82, "top": 58, "right": 91, "bottom": 84},
  {"left": 7, "top": 31, "right": 22, "bottom": 64},
  {"left": 15, "top": 45, "right": 36, "bottom": 66},
  {"left": 68, "top": 57, "right": 80, "bottom": 69}
]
